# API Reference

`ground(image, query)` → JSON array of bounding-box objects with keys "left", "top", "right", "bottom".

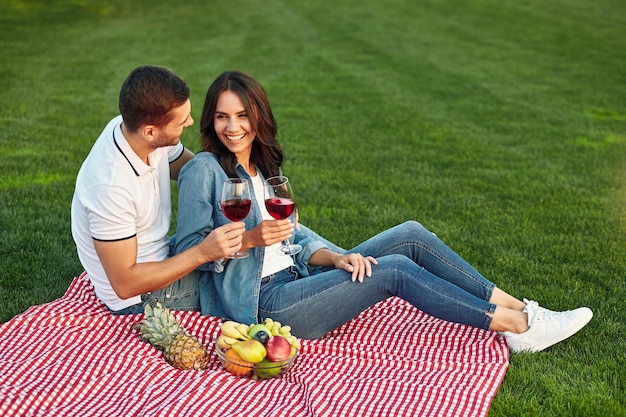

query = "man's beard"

[{"left": 153, "top": 131, "right": 180, "bottom": 148}]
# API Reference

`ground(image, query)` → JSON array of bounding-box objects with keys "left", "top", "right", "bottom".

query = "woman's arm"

[
  {"left": 309, "top": 248, "right": 378, "bottom": 283},
  {"left": 174, "top": 156, "right": 223, "bottom": 270}
]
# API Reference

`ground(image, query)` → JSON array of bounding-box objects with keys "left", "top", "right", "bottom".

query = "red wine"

[
  {"left": 222, "top": 198, "right": 251, "bottom": 221},
  {"left": 265, "top": 198, "right": 295, "bottom": 219}
]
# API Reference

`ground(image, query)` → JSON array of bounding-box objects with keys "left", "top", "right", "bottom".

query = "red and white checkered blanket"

[{"left": 0, "top": 272, "right": 509, "bottom": 417}]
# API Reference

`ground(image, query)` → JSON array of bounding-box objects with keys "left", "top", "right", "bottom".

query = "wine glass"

[
  {"left": 221, "top": 178, "right": 252, "bottom": 259},
  {"left": 264, "top": 175, "right": 302, "bottom": 255}
]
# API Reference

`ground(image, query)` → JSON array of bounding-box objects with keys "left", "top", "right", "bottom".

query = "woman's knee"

[
  {"left": 393, "top": 220, "right": 434, "bottom": 241},
  {"left": 376, "top": 254, "right": 417, "bottom": 272}
]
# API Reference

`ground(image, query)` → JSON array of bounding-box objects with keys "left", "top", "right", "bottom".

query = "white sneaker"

[{"left": 502, "top": 299, "right": 593, "bottom": 353}]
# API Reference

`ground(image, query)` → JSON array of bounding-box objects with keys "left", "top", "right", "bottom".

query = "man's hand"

[{"left": 197, "top": 222, "right": 245, "bottom": 260}]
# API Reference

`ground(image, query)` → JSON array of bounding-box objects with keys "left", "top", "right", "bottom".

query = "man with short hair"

[{"left": 71, "top": 65, "right": 244, "bottom": 314}]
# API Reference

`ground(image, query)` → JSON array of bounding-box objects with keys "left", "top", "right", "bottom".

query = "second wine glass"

[
  {"left": 264, "top": 175, "right": 302, "bottom": 255},
  {"left": 221, "top": 178, "right": 252, "bottom": 259}
]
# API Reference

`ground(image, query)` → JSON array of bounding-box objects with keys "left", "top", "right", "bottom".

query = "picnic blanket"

[{"left": 0, "top": 272, "right": 509, "bottom": 417}]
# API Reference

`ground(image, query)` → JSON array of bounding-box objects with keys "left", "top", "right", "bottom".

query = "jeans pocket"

[
  {"left": 143, "top": 271, "right": 202, "bottom": 311},
  {"left": 142, "top": 290, "right": 200, "bottom": 312}
]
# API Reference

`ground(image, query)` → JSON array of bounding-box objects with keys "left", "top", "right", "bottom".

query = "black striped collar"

[{"left": 112, "top": 124, "right": 140, "bottom": 177}]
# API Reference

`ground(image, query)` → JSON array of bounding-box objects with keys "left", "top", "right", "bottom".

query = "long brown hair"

[{"left": 200, "top": 71, "right": 284, "bottom": 178}]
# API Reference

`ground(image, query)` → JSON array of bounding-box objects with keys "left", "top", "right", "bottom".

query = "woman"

[{"left": 174, "top": 70, "right": 592, "bottom": 353}]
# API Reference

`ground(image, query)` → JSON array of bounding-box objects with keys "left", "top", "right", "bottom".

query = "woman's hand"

[
  {"left": 241, "top": 219, "right": 293, "bottom": 251},
  {"left": 334, "top": 253, "right": 379, "bottom": 283}
]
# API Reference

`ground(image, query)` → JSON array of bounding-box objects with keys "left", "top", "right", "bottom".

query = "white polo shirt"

[{"left": 71, "top": 115, "right": 184, "bottom": 311}]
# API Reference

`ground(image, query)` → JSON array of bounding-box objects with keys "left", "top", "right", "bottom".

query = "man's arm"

[
  {"left": 170, "top": 147, "right": 194, "bottom": 181},
  {"left": 93, "top": 222, "right": 245, "bottom": 299}
]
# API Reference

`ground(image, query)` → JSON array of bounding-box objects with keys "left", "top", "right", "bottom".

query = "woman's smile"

[{"left": 226, "top": 133, "right": 247, "bottom": 143}]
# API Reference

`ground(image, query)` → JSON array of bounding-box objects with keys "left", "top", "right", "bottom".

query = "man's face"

[{"left": 152, "top": 99, "right": 194, "bottom": 148}]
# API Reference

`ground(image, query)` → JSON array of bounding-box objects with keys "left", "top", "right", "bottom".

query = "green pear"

[{"left": 231, "top": 340, "right": 267, "bottom": 363}]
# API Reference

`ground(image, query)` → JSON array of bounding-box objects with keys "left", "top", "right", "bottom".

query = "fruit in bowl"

[
  {"left": 215, "top": 318, "right": 300, "bottom": 380},
  {"left": 265, "top": 335, "right": 292, "bottom": 362},
  {"left": 215, "top": 346, "right": 297, "bottom": 380}
]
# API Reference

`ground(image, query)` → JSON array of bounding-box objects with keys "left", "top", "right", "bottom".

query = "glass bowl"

[{"left": 215, "top": 346, "right": 298, "bottom": 380}]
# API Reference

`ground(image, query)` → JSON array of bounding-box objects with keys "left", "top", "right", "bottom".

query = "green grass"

[{"left": 1, "top": 0, "right": 625, "bottom": 415}]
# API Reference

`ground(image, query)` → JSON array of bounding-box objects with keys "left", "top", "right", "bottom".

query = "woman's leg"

[
  {"left": 349, "top": 221, "right": 529, "bottom": 311},
  {"left": 272, "top": 221, "right": 592, "bottom": 350},
  {"left": 490, "top": 287, "right": 526, "bottom": 311},
  {"left": 348, "top": 221, "right": 497, "bottom": 301},
  {"left": 259, "top": 254, "right": 496, "bottom": 339}
]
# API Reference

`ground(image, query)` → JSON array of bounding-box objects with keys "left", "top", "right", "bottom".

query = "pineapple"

[{"left": 134, "top": 302, "right": 209, "bottom": 370}]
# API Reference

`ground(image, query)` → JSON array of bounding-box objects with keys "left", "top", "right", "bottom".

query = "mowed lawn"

[{"left": 1, "top": 1, "right": 625, "bottom": 415}]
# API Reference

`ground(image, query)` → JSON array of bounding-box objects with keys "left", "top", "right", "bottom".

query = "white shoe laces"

[{"left": 523, "top": 298, "right": 563, "bottom": 326}]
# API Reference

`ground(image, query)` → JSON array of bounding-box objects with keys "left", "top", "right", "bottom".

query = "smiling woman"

[{"left": 174, "top": 70, "right": 593, "bottom": 353}]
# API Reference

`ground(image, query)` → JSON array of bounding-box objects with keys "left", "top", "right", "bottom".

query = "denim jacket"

[{"left": 174, "top": 152, "right": 331, "bottom": 324}]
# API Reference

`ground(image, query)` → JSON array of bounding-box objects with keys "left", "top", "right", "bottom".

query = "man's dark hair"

[{"left": 119, "top": 65, "right": 190, "bottom": 131}]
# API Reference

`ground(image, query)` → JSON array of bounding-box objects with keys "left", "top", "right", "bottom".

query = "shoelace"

[
  {"left": 523, "top": 298, "right": 563, "bottom": 326},
  {"left": 523, "top": 299, "right": 539, "bottom": 326}
]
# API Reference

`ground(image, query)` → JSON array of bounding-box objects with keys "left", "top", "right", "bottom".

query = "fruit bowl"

[
  {"left": 215, "top": 346, "right": 298, "bottom": 380},
  {"left": 215, "top": 319, "right": 301, "bottom": 379}
]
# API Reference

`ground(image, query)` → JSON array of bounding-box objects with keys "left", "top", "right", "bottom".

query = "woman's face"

[{"left": 214, "top": 90, "right": 255, "bottom": 161}]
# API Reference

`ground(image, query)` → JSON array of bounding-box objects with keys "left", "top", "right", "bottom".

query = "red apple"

[{"left": 265, "top": 335, "right": 292, "bottom": 362}]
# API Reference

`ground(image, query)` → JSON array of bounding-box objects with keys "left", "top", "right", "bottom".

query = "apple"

[
  {"left": 231, "top": 340, "right": 267, "bottom": 363},
  {"left": 265, "top": 335, "right": 291, "bottom": 362}
]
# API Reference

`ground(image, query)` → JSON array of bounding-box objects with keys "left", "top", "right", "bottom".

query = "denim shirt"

[{"left": 174, "top": 151, "right": 331, "bottom": 324}]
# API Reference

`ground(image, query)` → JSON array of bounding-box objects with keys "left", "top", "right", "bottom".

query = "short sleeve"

[
  {"left": 83, "top": 185, "right": 137, "bottom": 241},
  {"left": 167, "top": 143, "right": 185, "bottom": 164}
]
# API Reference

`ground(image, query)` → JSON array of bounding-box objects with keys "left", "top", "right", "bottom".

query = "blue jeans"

[
  {"left": 258, "top": 221, "right": 496, "bottom": 339},
  {"left": 109, "top": 269, "right": 202, "bottom": 315}
]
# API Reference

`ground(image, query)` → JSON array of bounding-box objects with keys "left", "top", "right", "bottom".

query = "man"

[{"left": 71, "top": 65, "right": 245, "bottom": 314}]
